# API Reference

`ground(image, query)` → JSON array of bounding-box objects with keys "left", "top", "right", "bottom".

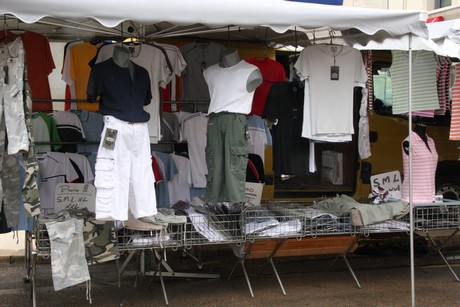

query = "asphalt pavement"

[{"left": 1, "top": 241, "right": 460, "bottom": 307}]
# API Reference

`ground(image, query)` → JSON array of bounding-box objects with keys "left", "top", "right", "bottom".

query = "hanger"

[
  {"left": 148, "top": 41, "right": 174, "bottom": 73},
  {"left": 312, "top": 29, "right": 316, "bottom": 45},
  {"left": 192, "top": 40, "right": 210, "bottom": 49},
  {"left": 122, "top": 22, "right": 141, "bottom": 46},
  {"left": 326, "top": 30, "right": 340, "bottom": 46},
  {"left": 0, "top": 15, "right": 16, "bottom": 44},
  {"left": 88, "top": 35, "right": 101, "bottom": 46},
  {"left": 181, "top": 40, "right": 211, "bottom": 55},
  {"left": 262, "top": 45, "right": 268, "bottom": 58},
  {"left": 252, "top": 28, "right": 269, "bottom": 59},
  {"left": 328, "top": 30, "right": 333, "bottom": 45},
  {"left": 261, "top": 27, "right": 269, "bottom": 58},
  {"left": 252, "top": 45, "right": 268, "bottom": 60},
  {"left": 8, "top": 25, "right": 26, "bottom": 36},
  {"left": 124, "top": 37, "right": 141, "bottom": 46}
]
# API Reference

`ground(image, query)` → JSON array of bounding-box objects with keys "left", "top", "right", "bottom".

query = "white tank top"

[
  {"left": 401, "top": 132, "right": 438, "bottom": 204},
  {"left": 204, "top": 60, "right": 258, "bottom": 114}
]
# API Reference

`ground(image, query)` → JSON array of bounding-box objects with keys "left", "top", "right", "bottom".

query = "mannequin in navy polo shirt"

[{"left": 87, "top": 45, "right": 158, "bottom": 221}]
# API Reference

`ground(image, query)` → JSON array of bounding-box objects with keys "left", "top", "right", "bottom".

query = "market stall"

[{"left": 2, "top": 1, "right": 459, "bottom": 307}]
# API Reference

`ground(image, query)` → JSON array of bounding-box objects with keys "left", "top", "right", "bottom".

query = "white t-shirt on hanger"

[{"left": 295, "top": 44, "right": 367, "bottom": 140}]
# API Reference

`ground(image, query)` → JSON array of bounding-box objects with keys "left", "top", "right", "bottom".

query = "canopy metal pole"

[
  {"left": 35, "top": 19, "right": 120, "bottom": 37},
  {"left": 152, "top": 26, "right": 243, "bottom": 39},
  {"left": 408, "top": 33, "right": 415, "bottom": 307}
]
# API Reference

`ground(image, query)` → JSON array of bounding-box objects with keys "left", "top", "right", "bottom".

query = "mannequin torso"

[
  {"left": 219, "top": 49, "right": 262, "bottom": 92},
  {"left": 403, "top": 124, "right": 430, "bottom": 154},
  {"left": 112, "top": 45, "right": 134, "bottom": 80}
]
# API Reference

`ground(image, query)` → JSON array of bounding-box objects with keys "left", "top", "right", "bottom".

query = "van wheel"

[{"left": 436, "top": 176, "right": 460, "bottom": 201}]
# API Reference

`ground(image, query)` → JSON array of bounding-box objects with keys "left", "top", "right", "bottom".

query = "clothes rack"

[
  {"left": 31, "top": 98, "right": 99, "bottom": 103},
  {"left": 30, "top": 200, "right": 460, "bottom": 305}
]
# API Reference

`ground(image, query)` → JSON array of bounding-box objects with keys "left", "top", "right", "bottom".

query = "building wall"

[
  {"left": 343, "top": 0, "right": 434, "bottom": 10},
  {"left": 429, "top": 4, "right": 460, "bottom": 20},
  {"left": 343, "top": 0, "right": 460, "bottom": 20}
]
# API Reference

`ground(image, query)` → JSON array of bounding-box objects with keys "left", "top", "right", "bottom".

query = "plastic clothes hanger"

[{"left": 0, "top": 15, "right": 16, "bottom": 44}]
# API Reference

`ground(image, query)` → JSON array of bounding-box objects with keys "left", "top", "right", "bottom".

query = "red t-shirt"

[
  {"left": 245, "top": 57, "right": 286, "bottom": 116},
  {"left": 10, "top": 31, "right": 55, "bottom": 112},
  {"left": 151, "top": 156, "right": 163, "bottom": 183}
]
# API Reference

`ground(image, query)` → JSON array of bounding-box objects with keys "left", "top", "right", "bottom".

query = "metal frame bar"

[
  {"left": 229, "top": 236, "right": 361, "bottom": 297},
  {"left": 425, "top": 229, "right": 460, "bottom": 281},
  {"left": 326, "top": 240, "right": 362, "bottom": 288}
]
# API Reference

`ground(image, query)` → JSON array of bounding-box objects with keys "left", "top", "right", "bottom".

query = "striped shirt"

[
  {"left": 450, "top": 64, "right": 460, "bottom": 140},
  {"left": 401, "top": 132, "right": 438, "bottom": 204},
  {"left": 365, "top": 50, "right": 373, "bottom": 110},
  {"left": 391, "top": 50, "right": 440, "bottom": 115},
  {"left": 435, "top": 55, "right": 451, "bottom": 115}
]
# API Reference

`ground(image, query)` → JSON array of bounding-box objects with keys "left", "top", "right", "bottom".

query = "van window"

[{"left": 373, "top": 67, "right": 393, "bottom": 115}]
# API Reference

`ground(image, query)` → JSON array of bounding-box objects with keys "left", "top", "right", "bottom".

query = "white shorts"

[{"left": 94, "top": 115, "right": 157, "bottom": 221}]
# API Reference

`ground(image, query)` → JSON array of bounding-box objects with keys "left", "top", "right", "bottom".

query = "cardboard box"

[
  {"left": 321, "top": 150, "right": 343, "bottom": 185},
  {"left": 245, "top": 182, "right": 263, "bottom": 206}
]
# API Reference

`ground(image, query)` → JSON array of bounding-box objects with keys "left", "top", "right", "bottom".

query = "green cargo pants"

[{"left": 205, "top": 112, "right": 248, "bottom": 203}]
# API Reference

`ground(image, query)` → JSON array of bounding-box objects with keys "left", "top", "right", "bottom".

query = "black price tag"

[
  {"left": 102, "top": 128, "right": 118, "bottom": 150},
  {"left": 330, "top": 66, "right": 339, "bottom": 81},
  {"left": 3, "top": 66, "right": 8, "bottom": 85}
]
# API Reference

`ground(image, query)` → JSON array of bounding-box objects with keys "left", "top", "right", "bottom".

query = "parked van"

[{"left": 265, "top": 50, "right": 460, "bottom": 203}]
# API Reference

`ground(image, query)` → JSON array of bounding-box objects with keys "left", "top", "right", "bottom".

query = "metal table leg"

[
  {"left": 425, "top": 230, "right": 460, "bottom": 281},
  {"left": 327, "top": 238, "right": 361, "bottom": 288}
]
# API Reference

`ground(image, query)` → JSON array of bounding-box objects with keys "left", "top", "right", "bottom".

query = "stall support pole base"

[
  {"left": 425, "top": 229, "right": 460, "bottom": 282},
  {"left": 228, "top": 239, "right": 287, "bottom": 297},
  {"left": 326, "top": 240, "right": 362, "bottom": 289}
]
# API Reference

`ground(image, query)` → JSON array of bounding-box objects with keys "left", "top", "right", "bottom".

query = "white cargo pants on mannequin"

[{"left": 94, "top": 115, "right": 157, "bottom": 221}]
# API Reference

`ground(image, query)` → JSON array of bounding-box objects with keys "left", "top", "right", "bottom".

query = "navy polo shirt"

[{"left": 87, "top": 58, "right": 152, "bottom": 123}]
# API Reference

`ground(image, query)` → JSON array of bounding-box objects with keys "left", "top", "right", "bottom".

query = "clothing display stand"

[
  {"left": 116, "top": 218, "right": 221, "bottom": 306},
  {"left": 29, "top": 200, "right": 460, "bottom": 305},
  {"left": 228, "top": 238, "right": 288, "bottom": 297},
  {"left": 228, "top": 207, "right": 361, "bottom": 297},
  {"left": 414, "top": 201, "right": 460, "bottom": 281},
  {"left": 31, "top": 215, "right": 121, "bottom": 307},
  {"left": 28, "top": 182, "right": 122, "bottom": 307},
  {"left": 360, "top": 200, "right": 460, "bottom": 282},
  {"left": 119, "top": 248, "right": 170, "bottom": 306},
  {"left": 228, "top": 235, "right": 360, "bottom": 298},
  {"left": 147, "top": 249, "right": 219, "bottom": 278},
  {"left": 117, "top": 221, "right": 178, "bottom": 306}
]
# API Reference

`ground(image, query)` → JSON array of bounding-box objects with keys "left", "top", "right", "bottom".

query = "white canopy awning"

[
  {"left": 342, "top": 18, "right": 460, "bottom": 57},
  {"left": 428, "top": 18, "right": 460, "bottom": 58},
  {"left": 1, "top": 0, "right": 429, "bottom": 42}
]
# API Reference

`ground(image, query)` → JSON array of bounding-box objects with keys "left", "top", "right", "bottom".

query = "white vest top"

[{"left": 204, "top": 60, "right": 258, "bottom": 114}]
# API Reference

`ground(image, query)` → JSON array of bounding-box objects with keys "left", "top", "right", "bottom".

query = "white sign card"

[
  {"left": 54, "top": 183, "right": 96, "bottom": 212},
  {"left": 245, "top": 182, "right": 263, "bottom": 206},
  {"left": 370, "top": 171, "right": 402, "bottom": 199}
]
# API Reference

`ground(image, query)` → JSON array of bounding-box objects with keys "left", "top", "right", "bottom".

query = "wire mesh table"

[
  {"left": 413, "top": 201, "right": 460, "bottom": 281},
  {"left": 229, "top": 206, "right": 361, "bottom": 297},
  {"left": 27, "top": 200, "right": 460, "bottom": 305}
]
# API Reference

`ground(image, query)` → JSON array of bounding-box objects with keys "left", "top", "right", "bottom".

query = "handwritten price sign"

[
  {"left": 370, "top": 171, "right": 402, "bottom": 199},
  {"left": 55, "top": 183, "right": 96, "bottom": 212}
]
